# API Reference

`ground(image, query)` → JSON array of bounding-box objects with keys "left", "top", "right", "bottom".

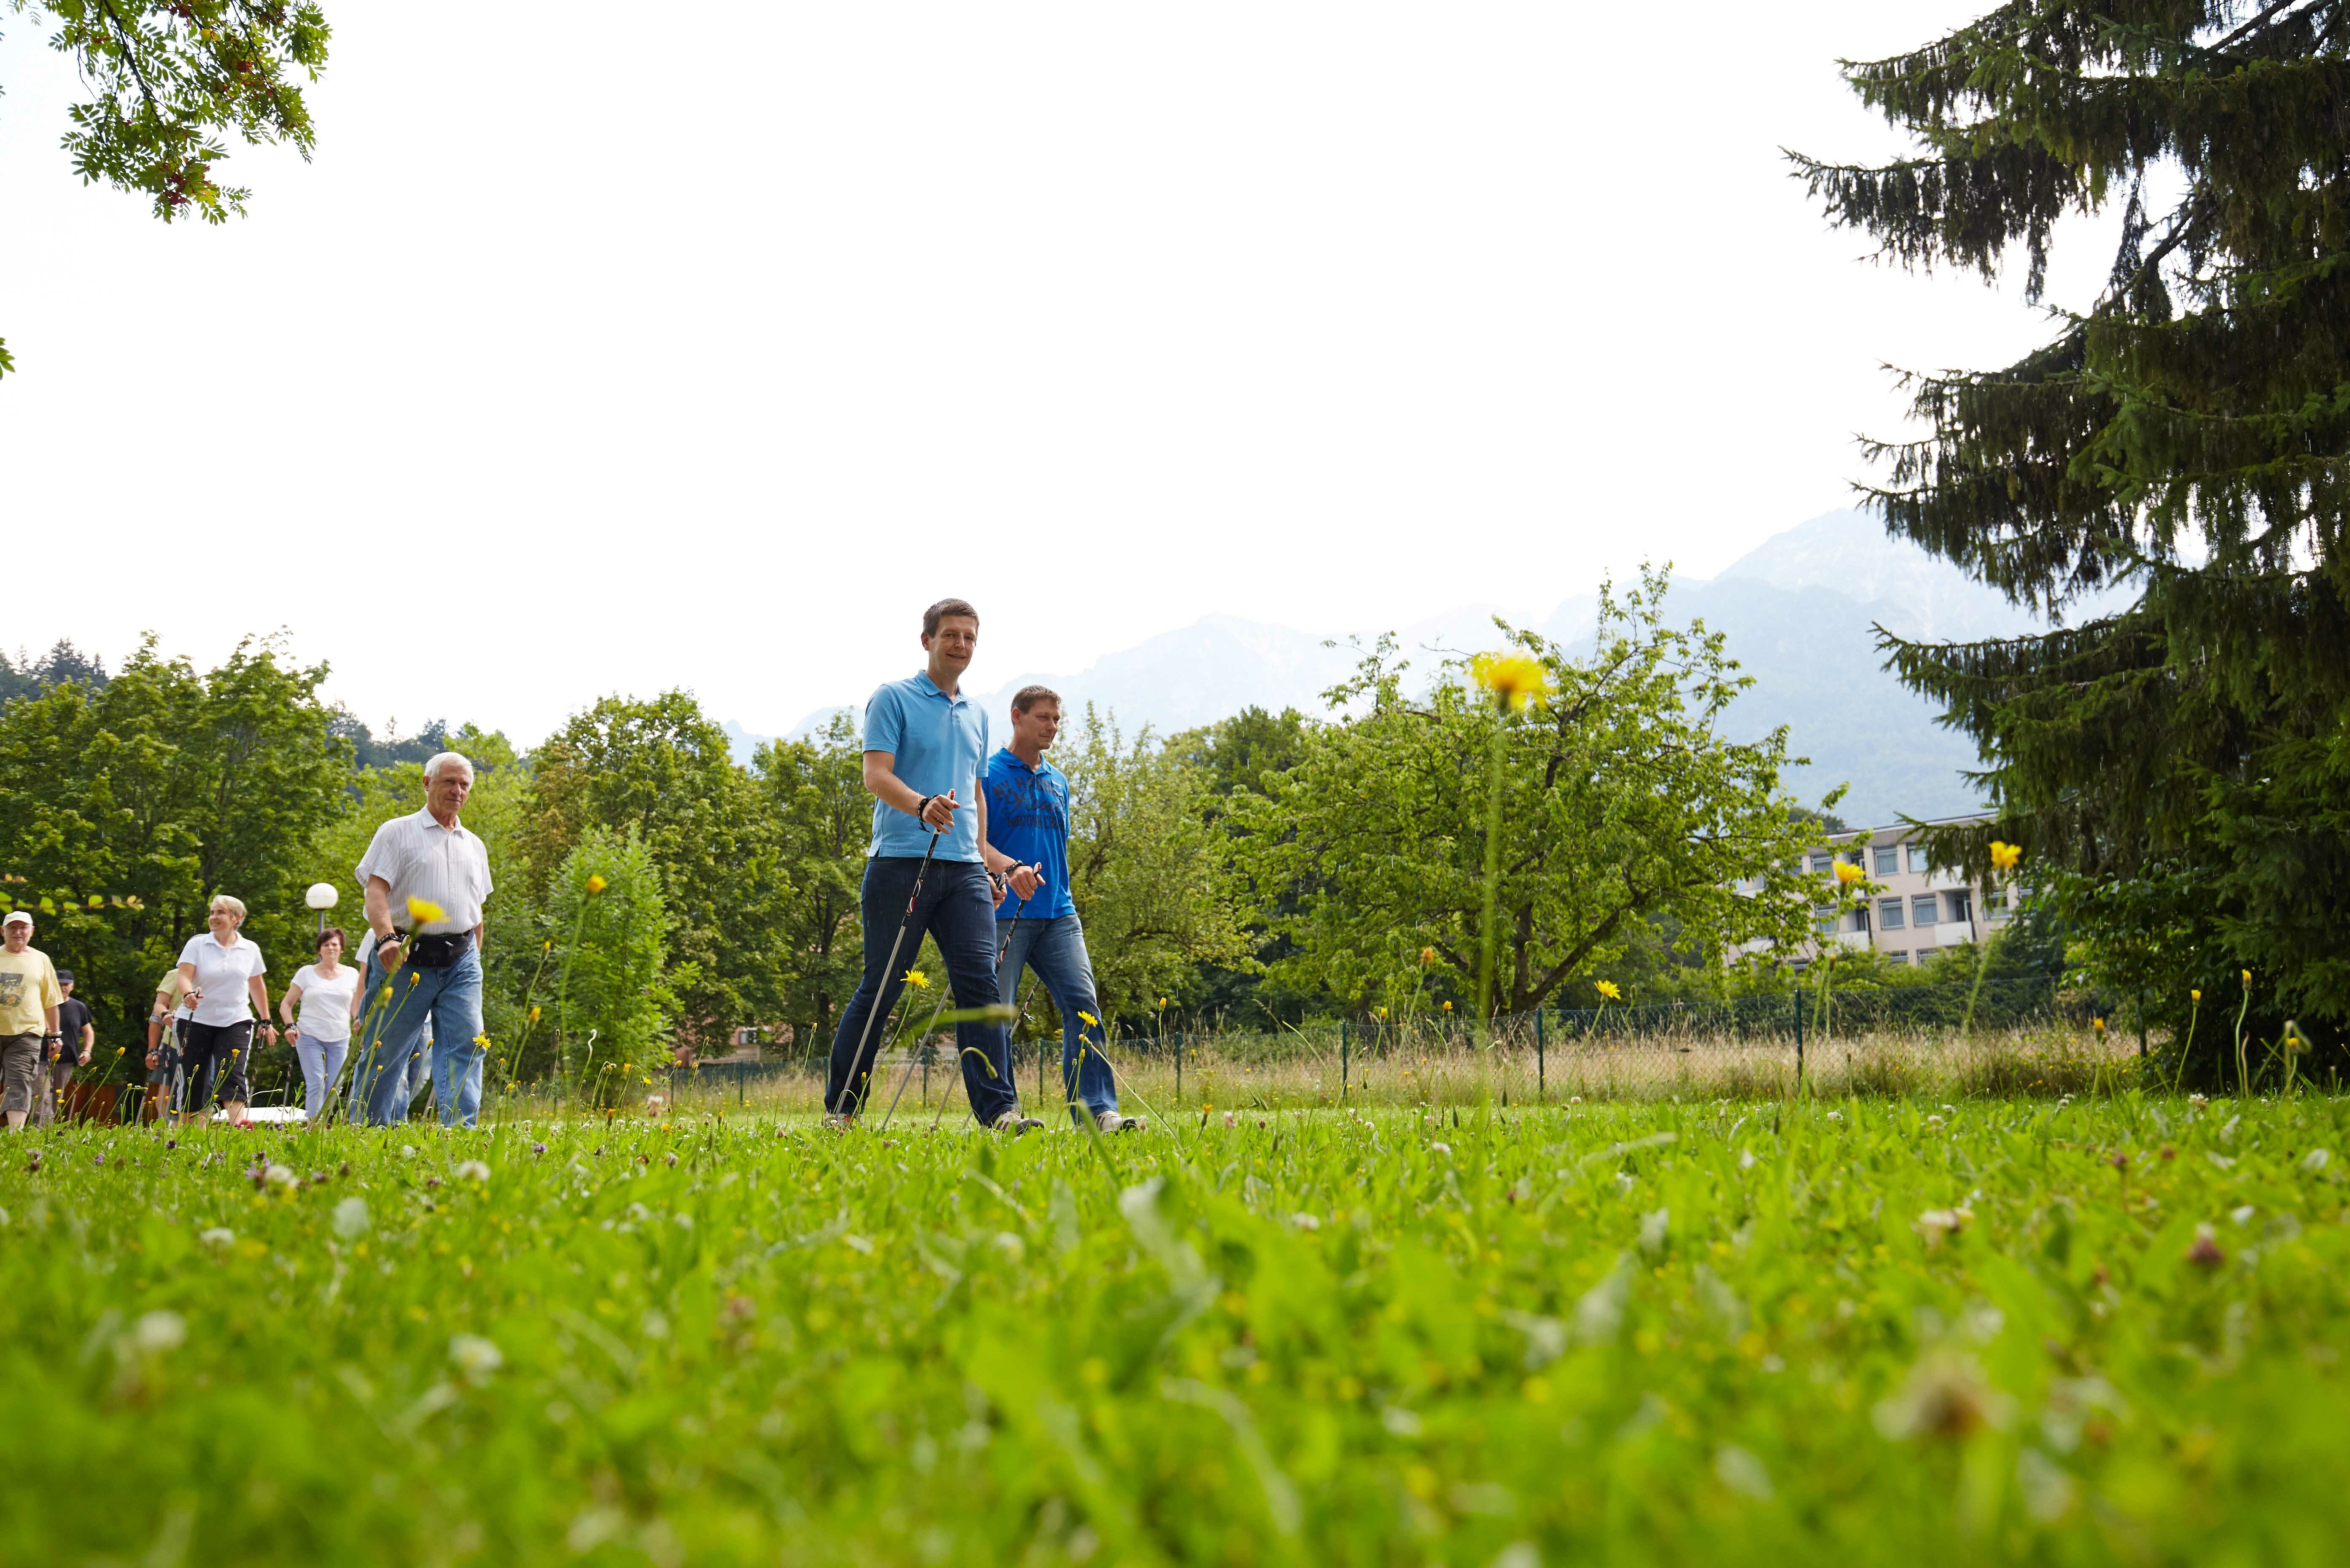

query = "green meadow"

[{"left": 0, "top": 1094, "right": 2343, "bottom": 1566}]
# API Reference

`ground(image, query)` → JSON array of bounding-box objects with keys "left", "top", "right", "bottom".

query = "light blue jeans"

[
  {"left": 349, "top": 944, "right": 485, "bottom": 1128},
  {"left": 294, "top": 1032, "right": 350, "bottom": 1122},
  {"left": 997, "top": 913, "right": 1117, "bottom": 1126}
]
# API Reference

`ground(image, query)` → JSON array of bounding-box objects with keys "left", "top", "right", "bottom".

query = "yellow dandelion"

[
  {"left": 1377, "top": 1007, "right": 1388, "bottom": 1019},
  {"left": 379, "top": 984, "right": 393, "bottom": 1002},
  {"left": 405, "top": 897, "right": 445, "bottom": 927},
  {"left": 1833, "top": 860, "right": 1865, "bottom": 886},
  {"left": 2190, "top": 989, "right": 2201, "bottom": 1003},
  {"left": 1595, "top": 980, "right": 1622, "bottom": 1001},
  {"left": 1471, "top": 651, "right": 1549, "bottom": 712},
  {"left": 1442, "top": 1000, "right": 1453, "bottom": 1012},
  {"left": 1158, "top": 996, "right": 1167, "bottom": 1008},
  {"left": 2241, "top": 969, "right": 2252, "bottom": 985},
  {"left": 407, "top": 972, "right": 420, "bottom": 987},
  {"left": 2093, "top": 1017, "right": 2105, "bottom": 1035},
  {"left": 585, "top": 874, "right": 608, "bottom": 895},
  {"left": 1078, "top": 1011, "right": 1099, "bottom": 1028},
  {"left": 901, "top": 970, "right": 930, "bottom": 990},
  {"left": 529, "top": 1005, "right": 542, "bottom": 1024},
  {"left": 1989, "top": 840, "right": 2021, "bottom": 871}
]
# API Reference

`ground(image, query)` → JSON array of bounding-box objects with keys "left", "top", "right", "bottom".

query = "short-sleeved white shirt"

[
  {"left": 356, "top": 808, "right": 493, "bottom": 933},
  {"left": 290, "top": 962, "right": 360, "bottom": 1043},
  {"left": 178, "top": 934, "right": 267, "bottom": 1027}
]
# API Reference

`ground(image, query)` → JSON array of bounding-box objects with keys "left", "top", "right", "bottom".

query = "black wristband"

[{"left": 913, "top": 795, "right": 932, "bottom": 820}]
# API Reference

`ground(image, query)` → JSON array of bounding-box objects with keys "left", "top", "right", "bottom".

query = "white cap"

[{"left": 2, "top": 911, "right": 31, "bottom": 927}]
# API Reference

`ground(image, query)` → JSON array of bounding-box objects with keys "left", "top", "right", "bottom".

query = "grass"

[{"left": 0, "top": 1091, "right": 2344, "bottom": 1565}]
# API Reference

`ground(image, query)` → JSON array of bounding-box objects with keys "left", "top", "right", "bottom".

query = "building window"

[
  {"left": 1810, "top": 852, "right": 1834, "bottom": 874},
  {"left": 1986, "top": 888, "right": 2010, "bottom": 922},
  {"left": 1815, "top": 909, "right": 1837, "bottom": 938},
  {"left": 1878, "top": 897, "right": 1905, "bottom": 930},
  {"left": 1908, "top": 845, "right": 1932, "bottom": 875},
  {"left": 1889, "top": 950, "right": 1910, "bottom": 965},
  {"left": 1946, "top": 889, "right": 1972, "bottom": 924},
  {"left": 1912, "top": 893, "right": 1938, "bottom": 927},
  {"left": 1873, "top": 846, "right": 1900, "bottom": 877},
  {"left": 1789, "top": 959, "right": 1811, "bottom": 975},
  {"left": 1851, "top": 906, "right": 1871, "bottom": 934}
]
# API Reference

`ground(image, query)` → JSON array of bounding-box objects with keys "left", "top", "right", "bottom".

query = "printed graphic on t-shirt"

[
  {"left": 0, "top": 972, "right": 21, "bottom": 1008},
  {"left": 994, "top": 770, "right": 1068, "bottom": 833}
]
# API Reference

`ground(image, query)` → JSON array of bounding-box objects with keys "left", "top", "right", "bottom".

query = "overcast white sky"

[{"left": 1, "top": 2, "right": 2105, "bottom": 742}]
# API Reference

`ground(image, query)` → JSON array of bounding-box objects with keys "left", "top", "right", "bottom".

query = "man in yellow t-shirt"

[{"left": 0, "top": 911, "right": 65, "bottom": 1132}]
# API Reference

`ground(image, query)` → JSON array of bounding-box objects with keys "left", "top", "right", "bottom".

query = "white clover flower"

[
  {"left": 455, "top": 1160, "right": 491, "bottom": 1182},
  {"left": 263, "top": 1163, "right": 296, "bottom": 1187},
  {"left": 450, "top": 1334, "right": 504, "bottom": 1383},
  {"left": 198, "top": 1227, "right": 235, "bottom": 1249},
  {"left": 331, "top": 1196, "right": 370, "bottom": 1239},
  {"left": 132, "top": 1310, "right": 187, "bottom": 1354}
]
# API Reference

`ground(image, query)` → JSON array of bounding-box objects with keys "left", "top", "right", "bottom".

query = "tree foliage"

[
  {"left": 1232, "top": 572, "right": 1828, "bottom": 1018},
  {"left": 0, "top": 635, "right": 348, "bottom": 1057},
  {"left": 752, "top": 713, "right": 870, "bottom": 1055},
  {"left": 545, "top": 826, "right": 676, "bottom": 1100},
  {"left": 0, "top": 0, "right": 333, "bottom": 377},
  {"left": 1057, "top": 708, "right": 1256, "bottom": 1025},
  {"left": 1797, "top": 1, "right": 2350, "bottom": 1033},
  {"left": 523, "top": 691, "right": 793, "bottom": 1043}
]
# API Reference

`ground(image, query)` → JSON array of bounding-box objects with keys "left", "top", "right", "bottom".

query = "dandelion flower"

[
  {"left": 1471, "top": 650, "right": 1549, "bottom": 711},
  {"left": 1833, "top": 861, "right": 1865, "bottom": 886},
  {"left": 1595, "top": 980, "right": 1622, "bottom": 1001},
  {"left": 2190, "top": 989, "right": 2202, "bottom": 1003},
  {"left": 405, "top": 897, "right": 446, "bottom": 927},
  {"left": 2241, "top": 969, "right": 2252, "bottom": 985},
  {"left": 1989, "top": 840, "right": 2021, "bottom": 870},
  {"left": 1442, "top": 1000, "right": 1453, "bottom": 1012},
  {"left": 1158, "top": 996, "right": 1167, "bottom": 1008},
  {"left": 901, "top": 970, "right": 929, "bottom": 990},
  {"left": 1419, "top": 946, "right": 1437, "bottom": 965},
  {"left": 529, "top": 1005, "right": 542, "bottom": 1024},
  {"left": 407, "top": 972, "right": 420, "bottom": 987},
  {"left": 1077, "top": 1011, "right": 1099, "bottom": 1028},
  {"left": 585, "top": 874, "right": 608, "bottom": 895},
  {"left": 379, "top": 985, "right": 393, "bottom": 1002},
  {"left": 1377, "top": 1007, "right": 1388, "bottom": 1019}
]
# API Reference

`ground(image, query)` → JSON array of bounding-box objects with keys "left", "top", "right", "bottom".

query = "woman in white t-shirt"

[
  {"left": 280, "top": 926, "right": 362, "bottom": 1123},
  {"left": 175, "top": 894, "right": 278, "bottom": 1126}
]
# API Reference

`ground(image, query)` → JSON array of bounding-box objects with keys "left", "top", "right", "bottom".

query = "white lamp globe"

[{"left": 305, "top": 883, "right": 340, "bottom": 911}]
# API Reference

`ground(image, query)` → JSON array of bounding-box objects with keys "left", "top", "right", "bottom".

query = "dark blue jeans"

[
  {"left": 827, "top": 857, "right": 1020, "bottom": 1123},
  {"left": 998, "top": 913, "right": 1117, "bottom": 1126}
]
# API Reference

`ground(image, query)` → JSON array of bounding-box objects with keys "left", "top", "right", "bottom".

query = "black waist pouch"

[{"left": 404, "top": 931, "right": 473, "bottom": 968}]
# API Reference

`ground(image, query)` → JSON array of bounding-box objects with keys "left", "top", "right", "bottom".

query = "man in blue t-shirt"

[
  {"left": 981, "top": 685, "right": 1142, "bottom": 1133},
  {"left": 825, "top": 598, "right": 1040, "bottom": 1133}
]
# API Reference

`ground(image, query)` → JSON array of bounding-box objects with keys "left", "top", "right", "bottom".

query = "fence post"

[
  {"left": 1794, "top": 987, "right": 1806, "bottom": 1093},
  {"left": 1340, "top": 1020, "right": 1350, "bottom": 1100},
  {"left": 1535, "top": 1008, "right": 1545, "bottom": 1099}
]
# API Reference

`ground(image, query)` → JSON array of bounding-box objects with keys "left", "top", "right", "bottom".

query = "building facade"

[{"left": 1733, "top": 814, "right": 2016, "bottom": 971}]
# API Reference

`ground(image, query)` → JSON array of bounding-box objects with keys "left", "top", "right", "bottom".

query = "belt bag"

[{"left": 403, "top": 930, "right": 472, "bottom": 968}]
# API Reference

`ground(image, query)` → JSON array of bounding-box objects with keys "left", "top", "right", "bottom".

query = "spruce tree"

[{"left": 1795, "top": 2, "right": 2350, "bottom": 1036}]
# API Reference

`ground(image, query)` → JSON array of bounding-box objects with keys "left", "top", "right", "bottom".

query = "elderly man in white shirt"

[{"left": 347, "top": 751, "right": 494, "bottom": 1128}]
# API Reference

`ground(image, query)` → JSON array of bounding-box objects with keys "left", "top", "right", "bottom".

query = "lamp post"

[{"left": 305, "top": 882, "right": 339, "bottom": 936}]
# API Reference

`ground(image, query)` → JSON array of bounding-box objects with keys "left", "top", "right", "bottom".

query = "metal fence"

[{"left": 635, "top": 978, "right": 2133, "bottom": 1111}]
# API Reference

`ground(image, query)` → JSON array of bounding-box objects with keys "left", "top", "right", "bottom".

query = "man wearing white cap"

[{"left": 0, "top": 911, "right": 64, "bottom": 1132}]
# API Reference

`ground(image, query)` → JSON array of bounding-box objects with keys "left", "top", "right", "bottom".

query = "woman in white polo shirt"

[
  {"left": 280, "top": 925, "right": 361, "bottom": 1123},
  {"left": 175, "top": 894, "right": 278, "bottom": 1126}
]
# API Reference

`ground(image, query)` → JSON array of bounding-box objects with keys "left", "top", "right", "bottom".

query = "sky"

[{"left": 0, "top": 2, "right": 2116, "bottom": 743}]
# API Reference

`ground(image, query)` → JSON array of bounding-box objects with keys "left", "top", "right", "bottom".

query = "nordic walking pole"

[
  {"left": 840, "top": 824, "right": 944, "bottom": 1122},
  {"left": 878, "top": 871, "right": 1027, "bottom": 1132}
]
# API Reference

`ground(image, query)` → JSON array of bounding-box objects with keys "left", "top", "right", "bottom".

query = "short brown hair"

[
  {"left": 922, "top": 598, "right": 980, "bottom": 638},
  {"left": 317, "top": 925, "right": 349, "bottom": 953},
  {"left": 1012, "top": 685, "right": 1062, "bottom": 714}
]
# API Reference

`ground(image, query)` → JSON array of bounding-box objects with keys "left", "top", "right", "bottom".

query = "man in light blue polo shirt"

[
  {"left": 824, "top": 598, "right": 1040, "bottom": 1132},
  {"left": 983, "top": 684, "right": 1141, "bottom": 1132}
]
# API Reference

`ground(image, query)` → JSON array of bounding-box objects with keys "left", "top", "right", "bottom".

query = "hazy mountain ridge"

[{"left": 724, "top": 510, "right": 2113, "bottom": 827}]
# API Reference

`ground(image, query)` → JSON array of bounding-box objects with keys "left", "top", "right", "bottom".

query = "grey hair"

[
  {"left": 424, "top": 751, "right": 476, "bottom": 783},
  {"left": 208, "top": 894, "right": 248, "bottom": 920}
]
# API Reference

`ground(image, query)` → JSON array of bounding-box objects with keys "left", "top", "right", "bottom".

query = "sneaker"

[
  {"left": 821, "top": 1113, "right": 856, "bottom": 1134},
  {"left": 1096, "top": 1110, "right": 1145, "bottom": 1133},
  {"left": 992, "top": 1111, "right": 1045, "bottom": 1136}
]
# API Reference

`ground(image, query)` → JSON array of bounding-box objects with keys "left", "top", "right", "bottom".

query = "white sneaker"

[
  {"left": 992, "top": 1111, "right": 1044, "bottom": 1136},
  {"left": 1097, "top": 1110, "right": 1144, "bottom": 1133}
]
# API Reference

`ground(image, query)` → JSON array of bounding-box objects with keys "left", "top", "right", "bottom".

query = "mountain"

[{"left": 722, "top": 510, "right": 2125, "bottom": 827}]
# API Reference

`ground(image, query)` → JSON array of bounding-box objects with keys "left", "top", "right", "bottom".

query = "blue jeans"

[
  {"left": 998, "top": 913, "right": 1116, "bottom": 1125},
  {"left": 348, "top": 944, "right": 485, "bottom": 1128},
  {"left": 294, "top": 1032, "right": 350, "bottom": 1122},
  {"left": 826, "top": 857, "right": 1019, "bottom": 1123}
]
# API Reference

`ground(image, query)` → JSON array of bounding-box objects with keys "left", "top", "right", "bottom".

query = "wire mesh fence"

[{"left": 622, "top": 978, "right": 2142, "bottom": 1117}]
